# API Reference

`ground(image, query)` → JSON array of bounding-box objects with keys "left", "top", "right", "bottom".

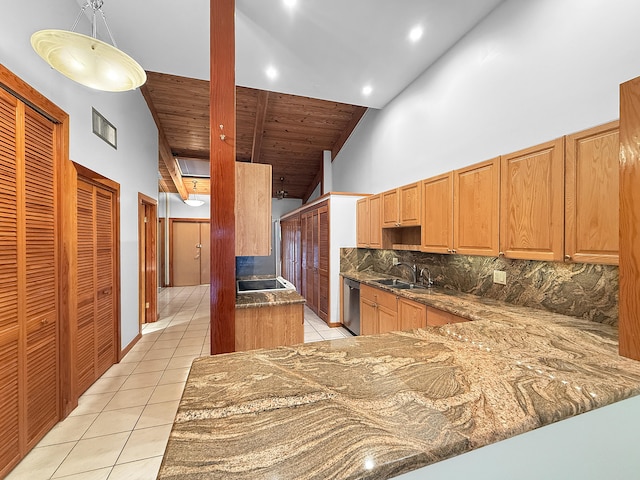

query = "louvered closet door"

[
  {"left": 318, "top": 206, "right": 329, "bottom": 321},
  {"left": 76, "top": 179, "right": 117, "bottom": 395},
  {"left": 23, "top": 104, "right": 59, "bottom": 448},
  {"left": 0, "top": 88, "right": 21, "bottom": 473}
]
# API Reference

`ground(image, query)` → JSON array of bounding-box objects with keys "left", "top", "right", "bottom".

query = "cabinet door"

[
  {"left": 381, "top": 189, "right": 399, "bottom": 227},
  {"left": 565, "top": 121, "right": 619, "bottom": 265},
  {"left": 369, "top": 194, "right": 382, "bottom": 248},
  {"left": 318, "top": 206, "right": 329, "bottom": 322},
  {"left": 426, "top": 307, "right": 468, "bottom": 326},
  {"left": 399, "top": 182, "right": 421, "bottom": 226},
  {"left": 421, "top": 172, "right": 453, "bottom": 253},
  {"left": 356, "top": 198, "right": 370, "bottom": 247},
  {"left": 235, "top": 162, "right": 272, "bottom": 256},
  {"left": 377, "top": 305, "right": 398, "bottom": 334},
  {"left": 360, "top": 297, "right": 378, "bottom": 335},
  {"left": 454, "top": 158, "right": 500, "bottom": 256},
  {"left": 500, "top": 138, "right": 564, "bottom": 261},
  {"left": 398, "top": 298, "right": 427, "bottom": 330}
]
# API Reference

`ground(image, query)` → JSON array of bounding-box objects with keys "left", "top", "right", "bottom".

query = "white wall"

[
  {"left": 1, "top": 1, "right": 159, "bottom": 350},
  {"left": 333, "top": 0, "right": 640, "bottom": 194},
  {"left": 167, "top": 193, "right": 210, "bottom": 219}
]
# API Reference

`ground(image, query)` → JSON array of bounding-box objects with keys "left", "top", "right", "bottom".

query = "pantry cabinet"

[
  {"left": 356, "top": 194, "right": 381, "bottom": 248},
  {"left": 281, "top": 214, "right": 301, "bottom": 291},
  {"left": 565, "top": 121, "right": 619, "bottom": 265},
  {"left": 500, "top": 138, "right": 565, "bottom": 261}
]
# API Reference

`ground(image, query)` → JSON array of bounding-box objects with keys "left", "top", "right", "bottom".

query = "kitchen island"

[{"left": 159, "top": 286, "right": 640, "bottom": 479}]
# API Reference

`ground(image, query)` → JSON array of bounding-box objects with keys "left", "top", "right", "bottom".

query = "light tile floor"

[{"left": 7, "top": 285, "right": 353, "bottom": 480}]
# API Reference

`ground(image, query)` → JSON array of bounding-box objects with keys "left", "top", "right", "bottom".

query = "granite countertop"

[
  {"left": 159, "top": 274, "right": 640, "bottom": 480},
  {"left": 235, "top": 289, "right": 306, "bottom": 309}
]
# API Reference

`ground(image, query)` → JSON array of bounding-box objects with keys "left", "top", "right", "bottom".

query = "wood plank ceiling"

[{"left": 141, "top": 71, "right": 367, "bottom": 201}]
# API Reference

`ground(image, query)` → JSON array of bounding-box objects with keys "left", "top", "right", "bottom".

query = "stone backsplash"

[{"left": 341, "top": 248, "right": 618, "bottom": 325}]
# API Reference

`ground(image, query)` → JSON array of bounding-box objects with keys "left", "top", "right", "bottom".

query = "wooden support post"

[
  {"left": 619, "top": 76, "right": 640, "bottom": 360},
  {"left": 210, "top": 0, "right": 236, "bottom": 354}
]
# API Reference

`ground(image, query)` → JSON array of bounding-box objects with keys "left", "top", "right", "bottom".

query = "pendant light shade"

[
  {"left": 31, "top": 1, "right": 146, "bottom": 92},
  {"left": 184, "top": 180, "right": 205, "bottom": 207}
]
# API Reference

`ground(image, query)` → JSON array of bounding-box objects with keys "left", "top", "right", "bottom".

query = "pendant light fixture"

[
  {"left": 31, "top": 0, "right": 146, "bottom": 92},
  {"left": 184, "top": 180, "right": 205, "bottom": 207},
  {"left": 276, "top": 177, "right": 288, "bottom": 200}
]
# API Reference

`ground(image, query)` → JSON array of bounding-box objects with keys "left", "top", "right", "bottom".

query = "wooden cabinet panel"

[
  {"left": 299, "top": 202, "right": 329, "bottom": 321},
  {"left": 426, "top": 307, "right": 469, "bottom": 326},
  {"left": 360, "top": 284, "right": 397, "bottom": 334},
  {"left": 398, "top": 298, "right": 427, "bottom": 330},
  {"left": 360, "top": 296, "right": 378, "bottom": 335},
  {"left": 235, "top": 162, "right": 272, "bottom": 256},
  {"left": 421, "top": 172, "right": 454, "bottom": 253},
  {"left": 565, "top": 121, "right": 619, "bottom": 265},
  {"left": 369, "top": 194, "right": 382, "bottom": 248},
  {"left": 381, "top": 188, "right": 399, "bottom": 227},
  {"left": 454, "top": 158, "right": 500, "bottom": 256},
  {"left": 235, "top": 304, "right": 304, "bottom": 351},
  {"left": 378, "top": 305, "right": 398, "bottom": 334},
  {"left": 356, "top": 198, "right": 369, "bottom": 247},
  {"left": 0, "top": 332, "right": 20, "bottom": 474},
  {"left": 500, "top": 138, "right": 565, "bottom": 261}
]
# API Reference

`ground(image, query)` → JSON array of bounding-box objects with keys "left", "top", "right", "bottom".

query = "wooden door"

[
  {"left": 565, "top": 121, "right": 619, "bottom": 265},
  {"left": 381, "top": 188, "right": 399, "bottom": 227},
  {"left": 199, "top": 222, "right": 211, "bottom": 285},
  {"left": 356, "top": 198, "right": 369, "bottom": 247},
  {"left": 172, "top": 222, "right": 202, "bottom": 286},
  {"left": 500, "top": 138, "right": 565, "bottom": 261},
  {"left": 399, "top": 182, "right": 421, "bottom": 226},
  {"left": 318, "top": 205, "right": 329, "bottom": 321},
  {"left": 369, "top": 194, "right": 382, "bottom": 248},
  {"left": 76, "top": 178, "right": 118, "bottom": 394},
  {"left": 309, "top": 210, "right": 319, "bottom": 313},
  {"left": 454, "top": 158, "right": 500, "bottom": 256},
  {"left": 421, "top": 172, "right": 453, "bottom": 253}
]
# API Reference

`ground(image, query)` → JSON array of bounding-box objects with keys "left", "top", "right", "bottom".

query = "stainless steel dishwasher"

[{"left": 343, "top": 278, "right": 360, "bottom": 335}]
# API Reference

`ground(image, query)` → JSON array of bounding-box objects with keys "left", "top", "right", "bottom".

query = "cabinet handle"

[
  {"left": 41, "top": 319, "right": 48, "bottom": 326},
  {"left": 565, "top": 254, "right": 571, "bottom": 261},
  {"left": 498, "top": 251, "right": 505, "bottom": 257},
  {"left": 447, "top": 249, "right": 452, "bottom": 253},
  {"left": 452, "top": 249, "right": 457, "bottom": 254}
]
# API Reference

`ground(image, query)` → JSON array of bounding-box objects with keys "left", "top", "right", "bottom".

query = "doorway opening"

[{"left": 138, "top": 193, "right": 158, "bottom": 325}]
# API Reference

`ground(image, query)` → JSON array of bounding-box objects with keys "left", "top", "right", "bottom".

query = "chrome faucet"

[
  {"left": 396, "top": 261, "right": 418, "bottom": 284},
  {"left": 420, "top": 267, "right": 434, "bottom": 288}
]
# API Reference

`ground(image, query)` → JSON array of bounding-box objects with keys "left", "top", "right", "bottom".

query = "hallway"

[{"left": 7, "top": 286, "right": 352, "bottom": 479}]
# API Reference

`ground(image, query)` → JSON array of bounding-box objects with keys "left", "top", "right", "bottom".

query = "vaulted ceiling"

[{"left": 141, "top": 71, "right": 366, "bottom": 200}]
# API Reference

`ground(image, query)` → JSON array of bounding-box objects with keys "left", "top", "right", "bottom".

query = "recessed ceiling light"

[
  {"left": 409, "top": 26, "right": 424, "bottom": 43},
  {"left": 283, "top": 0, "right": 297, "bottom": 8},
  {"left": 362, "top": 85, "right": 373, "bottom": 96},
  {"left": 266, "top": 66, "right": 278, "bottom": 80}
]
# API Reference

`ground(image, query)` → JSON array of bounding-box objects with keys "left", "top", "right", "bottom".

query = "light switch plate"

[
  {"left": 393, "top": 257, "right": 399, "bottom": 265},
  {"left": 493, "top": 270, "right": 507, "bottom": 285}
]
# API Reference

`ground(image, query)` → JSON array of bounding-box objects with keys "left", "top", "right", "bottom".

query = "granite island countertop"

[
  {"left": 159, "top": 278, "right": 640, "bottom": 480},
  {"left": 235, "top": 289, "right": 306, "bottom": 309}
]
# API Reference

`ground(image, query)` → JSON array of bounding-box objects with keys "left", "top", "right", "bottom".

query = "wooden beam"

[
  {"left": 251, "top": 90, "right": 269, "bottom": 163},
  {"left": 619, "top": 76, "right": 640, "bottom": 361},
  {"left": 331, "top": 106, "right": 367, "bottom": 160},
  {"left": 210, "top": 0, "right": 236, "bottom": 354},
  {"left": 171, "top": 149, "right": 210, "bottom": 161},
  {"left": 140, "top": 84, "right": 189, "bottom": 200}
]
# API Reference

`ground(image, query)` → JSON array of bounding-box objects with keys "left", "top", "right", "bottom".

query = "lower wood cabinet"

[
  {"left": 360, "top": 284, "right": 469, "bottom": 335},
  {"left": 235, "top": 304, "right": 304, "bottom": 351}
]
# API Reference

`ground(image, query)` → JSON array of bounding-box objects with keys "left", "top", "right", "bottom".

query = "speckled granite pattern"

[
  {"left": 341, "top": 248, "right": 618, "bottom": 325},
  {"left": 235, "top": 289, "right": 305, "bottom": 309},
  {"left": 158, "top": 299, "right": 640, "bottom": 480}
]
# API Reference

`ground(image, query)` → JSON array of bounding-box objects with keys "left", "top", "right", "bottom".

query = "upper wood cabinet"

[
  {"left": 235, "top": 162, "right": 272, "bottom": 256},
  {"left": 421, "top": 159, "right": 499, "bottom": 256},
  {"left": 421, "top": 172, "right": 453, "bottom": 253},
  {"left": 565, "top": 121, "right": 619, "bottom": 265},
  {"left": 454, "top": 158, "right": 500, "bottom": 256},
  {"left": 382, "top": 182, "right": 421, "bottom": 227},
  {"left": 356, "top": 194, "right": 382, "bottom": 248},
  {"left": 500, "top": 138, "right": 565, "bottom": 261}
]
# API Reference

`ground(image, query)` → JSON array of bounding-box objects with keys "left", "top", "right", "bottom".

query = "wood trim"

[
  {"left": 138, "top": 193, "right": 158, "bottom": 324},
  {"left": 619, "top": 78, "right": 640, "bottom": 360},
  {"left": 210, "top": 0, "right": 236, "bottom": 354},
  {"left": 158, "top": 218, "right": 167, "bottom": 288},
  {"left": 120, "top": 333, "right": 142, "bottom": 360},
  {"left": 251, "top": 90, "right": 269, "bottom": 163},
  {"left": 168, "top": 218, "right": 210, "bottom": 287},
  {"left": 331, "top": 106, "right": 367, "bottom": 159},
  {"left": 281, "top": 192, "right": 369, "bottom": 221}
]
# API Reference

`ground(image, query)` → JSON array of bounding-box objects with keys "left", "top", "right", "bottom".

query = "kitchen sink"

[{"left": 374, "top": 279, "right": 426, "bottom": 290}]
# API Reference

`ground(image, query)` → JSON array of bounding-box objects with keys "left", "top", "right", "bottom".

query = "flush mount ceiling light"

[
  {"left": 276, "top": 177, "right": 288, "bottom": 200},
  {"left": 31, "top": 0, "right": 146, "bottom": 92},
  {"left": 184, "top": 180, "right": 205, "bottom": 207}
]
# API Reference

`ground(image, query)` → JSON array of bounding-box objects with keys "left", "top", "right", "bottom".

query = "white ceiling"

[{"left": 77, "top": 0, "right": 504, "bottom": 108}]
